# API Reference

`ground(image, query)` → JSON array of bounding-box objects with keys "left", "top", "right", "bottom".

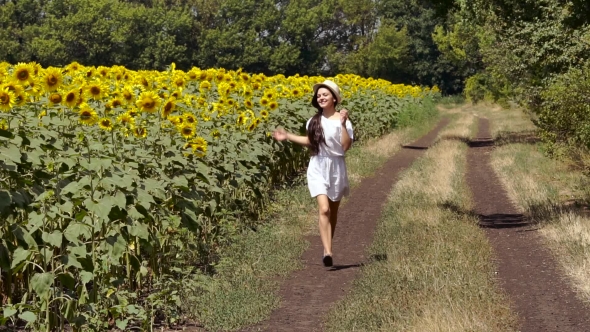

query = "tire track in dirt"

[
  {"left": 466, "top": 117, "right": 590, "bottom": 332},
  {"left": 243, "top": 118, "right": 450, "bottom": 332}
]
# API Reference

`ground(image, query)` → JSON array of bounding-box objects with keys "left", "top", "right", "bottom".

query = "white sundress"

[{"left": 306, "top": 115, "right": 354, "bottom": 202}]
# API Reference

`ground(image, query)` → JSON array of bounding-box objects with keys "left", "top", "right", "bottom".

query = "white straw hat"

[{"left": 312, "top": 80, "right": 342, "bottom": 105}]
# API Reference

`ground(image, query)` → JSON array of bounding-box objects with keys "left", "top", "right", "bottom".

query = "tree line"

[{"left": 0, "top": 0, "right": 465, "bottom": 94}]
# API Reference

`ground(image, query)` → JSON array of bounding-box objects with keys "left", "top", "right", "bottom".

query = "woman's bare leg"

[
  {"left": 316, "top": 195, "right": 332, "bottom": 256},
  {"left": 328, "top": 199, "right": 341, "bottom": 239}
]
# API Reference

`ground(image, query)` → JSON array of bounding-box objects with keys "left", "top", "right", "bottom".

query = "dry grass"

[
  {"left": 481, "top": 105, "right": 590, "bottom": 304},
  {"left": 325, "top": 110, "right": 516, "bottom": 331}
]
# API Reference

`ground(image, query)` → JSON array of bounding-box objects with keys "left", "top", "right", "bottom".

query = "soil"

[
  {"left": 466, "top": 117, "right": 590, "bottom": 332},
  {"left": 242, "top": 119, "right": 450, "bottom": 332}
]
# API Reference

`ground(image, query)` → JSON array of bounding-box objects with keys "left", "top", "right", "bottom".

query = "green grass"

[
  {"left": 325, "top": 108, "right": 516, "bottom": 332},
  {"left": 183, "top": 106, "right": 440, "bottom": 331}
]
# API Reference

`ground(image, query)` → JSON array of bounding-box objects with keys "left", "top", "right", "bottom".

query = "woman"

[{"left": 272, "top": 80, "right": 353, "bottom": 267}]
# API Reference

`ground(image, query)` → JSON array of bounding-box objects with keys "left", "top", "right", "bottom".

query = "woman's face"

[{"left": 316, "top": 87, "right": 335, "bottom": 109}]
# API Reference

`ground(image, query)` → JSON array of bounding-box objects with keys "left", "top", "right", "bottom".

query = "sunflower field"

[{"left": 0, "top": 61, "right": 438, "bottom": 330}]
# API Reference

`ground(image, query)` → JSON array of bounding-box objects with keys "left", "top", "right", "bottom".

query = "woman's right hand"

[{"left": 272, "top": 127, "right": 288, "bottom": 141}]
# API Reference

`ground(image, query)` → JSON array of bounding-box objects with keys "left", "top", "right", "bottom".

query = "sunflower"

[
  {"left": 243, "top": 88, "right": 253, "bottom": 99},
  {"left": 161, "top": 98, "right": 176, "bottom": 118},
  {"left": 48, "top": 92, "right": 62, "bottom": 106},
  {"left": 240, "top": 73, "right": 250, "bottom": 82},
  {"left": 247, "top": 121, "right": 257, "bottom": 132},
  {"left": 196, "top": 97, "right": 206, "bottom": 106},
  {"left": 121, "top": 87, "right": 135, "bottom": 104},
  {"left": 63, "top": 89, "right": 79, "bottom": 108},
  {"left": 0, "top": 88, "right": 16, "bottom": 112},
  {"left": 65, "top": 61, "right": 81, "bottom": 74},
  {"left": 173, "top": 74, "right": 186, "bottom": 89},
  {"left": 13, "top": 63, "right": 34, "bottom": 83},
  {"left": 26, "top": 79, "right": 43, "bottom": 97},
  {"left": 260, "top": 109, "right": 269, "bottom": 118},
  {"left": 264, "top": 90, "right": 275, "bottom": 100},
  {"left": 78, "top": 104, "right": 98, "bottom": 125},
  {"left": 85, "top": 67, "right": 96, "bottom": 78},
  {"left": 133, "top": 126, "right": 148, "bottom": 138},
  {"left": 210, "top": 129, "right": 221, "bottom": 139},
  {"left": 170, "top": 90, "right": 181, "bottom": 99},
  {"left": 252, "top": 82, "right": 261, "bottom": 90},
  {"left": 183, "top": 113, "right": 198, "bottom": 125},
  {"left": 215, "top": 71, "right": 225, "bottom": 82},
  {"left": 259, "top": 97, "right": 269, "bottom": 107},
  {"left": 86, "top": 82, "right": 108, "bottom": 100},
  {"left": 98, "top": 118, "right": 114, "bottom": 131},
  {"left": 187, "top": 68, "right": 200, "bottom": 80},
  {"left": 199, "top": 81, "right": 211, "bottom": 91},
  {"left": 2, "top": 82, "right": 24, "bottom": 96},
  {"left": 226, "top": 99, "right": 236, "bottom": 107},
  {"left": 193, "top": 144, "right": 207, "bottom": 157},
  {"left": 168, "top": 115, "right": 184, "bottom": 126},
  {"left": 178, "top": 124, "right": 196, "bottom": 139},
  {"left": 109, "top": 98, "right": 123, "bottom": 109},
  {"left": 42, "top": 67, "right": 63, "bottom": 92},
  {"left": 117, "top": 112, "right": 135, "bottom": 127},
  {"left": 97, "top": 66, "right": 110, "bottom": 78},
  {"left": 228, "top": 80, "right": 238, "bottom": 90},
  {"left": 268, "top": 100, "right": 278, "bottom": 111},
  {"left": 292, "top": 88, "right": 302, "bottom": 98},
  {"left": 237, "top": 112, "right": 248, "bottom": 126},
  {"left": 0, "top": 119, "right": 8, "bottom": 130},
  {"left": 136, "top": 91, "right": 161, "bottom": 113},
  {"left": 244, "top": 99, "right": 253, "bottom": 108},
  {"left": 184, "top": 137, "right": 208, "bottom": 157}
]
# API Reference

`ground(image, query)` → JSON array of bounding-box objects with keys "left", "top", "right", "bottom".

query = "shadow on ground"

[
  {"left": 440, "top": 202, "right": 532, "bottom": 229},
  {"left": 439, "top": 130, "right": 541, "bottom": 148}
]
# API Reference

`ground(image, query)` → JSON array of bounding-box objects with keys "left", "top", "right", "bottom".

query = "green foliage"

[{"left": 535, "top": 59, "right": 590, "bottom": 153}]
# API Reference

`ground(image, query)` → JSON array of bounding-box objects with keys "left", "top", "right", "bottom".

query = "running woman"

[{"left": 272, "top": 80, "right": 353, "bottom": 267}]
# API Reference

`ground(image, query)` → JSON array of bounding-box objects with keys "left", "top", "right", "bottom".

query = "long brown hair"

[{"left": 307, "top": 88, "right": 338, "bottom": 155}]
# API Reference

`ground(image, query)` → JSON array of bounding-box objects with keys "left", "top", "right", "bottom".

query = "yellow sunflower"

[
  {"left": 109, "top": 97, "right": 123, "bottom": 109},
  {"left": 292, "top": 88, "right": 302, "bottom": 98},
  {"left": 259, "top": 97, "right": 269, "bottom": 107},
  {"left": 86, "top": 82, "right": 108, "bottom": 100},
  {"left": 0, "top": 88, "right": 16, "bottom": 112},
  {"left": 260, "top": 109, "right": 269, "bottom": 118},
  {"left": 240, "top": 73, "right": 250, "bottom": 82},
  {"left": 65, "top": 61, "right": 82, "bottom": 74},
  {"left": 26, "top": 78, "right": 43, "bottom": 97},
  {"left": 237, "top": 112, "right": 249, "bottom": 126},
  {"left": 247, "top": 121, "right": 257, "bottom": 132},
  {"left": 210, "top": 129, "right": 221, "bottom": 139},
  {"left": 48, "top": 92, "right": 62, "bottom": 106},
  {"left": 2, "top": 81, "right": 24, "bottom": 96},
  {"left": 199, "top": 81, "right": 211, "bottom": 91},
  {"left": 42, "top": 67, "right": 63, "bottom": 92},
  {"left": 117, "top": 112, "right": 135, "bottom": 127},
  {"left": 136, "top": 91, "right": 161, "bottom": 113},
  {"left": 78, "top": 104, "right": 98, "bottom": 125},
  {"left": 120, "top": 87, "right": 135, "bottom": 104},
  {"left": 13, "top": 63, "right": 34, "bottom": 83},
  {"left": 178, "top": 124, "right": 196, "bottom": 139},
  {"left": 133, "top": 126, "right": 148, "bottom": 138},
  {"left": 98, "top": 118, "right": 114, "bottom": 131},
  {"left": 268, "top": 100, "right": 278, "bottom": 111},
  {"left": 244, "top": 99, "right": 254, "bottom": 108},
  {"left": 63, "top": 89, "right": 79, "bottom": 108},
  {"left": 184, "top": 137, "right": 208, "bottom": 157},
  {"left": 183, "top": 113, "right": 198, "bottom": 125},
  {"left": 161, "top": 98, "right": 176, "bottom": 118}
]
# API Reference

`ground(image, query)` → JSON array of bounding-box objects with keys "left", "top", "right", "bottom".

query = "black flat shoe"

[{"left": 322, "top": 255, "right": 333, "bottom": 267}]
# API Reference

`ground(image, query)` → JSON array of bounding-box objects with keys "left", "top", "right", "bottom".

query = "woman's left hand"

[{"left": 339, "top": 108, "right": 349, "bottom": 126}]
